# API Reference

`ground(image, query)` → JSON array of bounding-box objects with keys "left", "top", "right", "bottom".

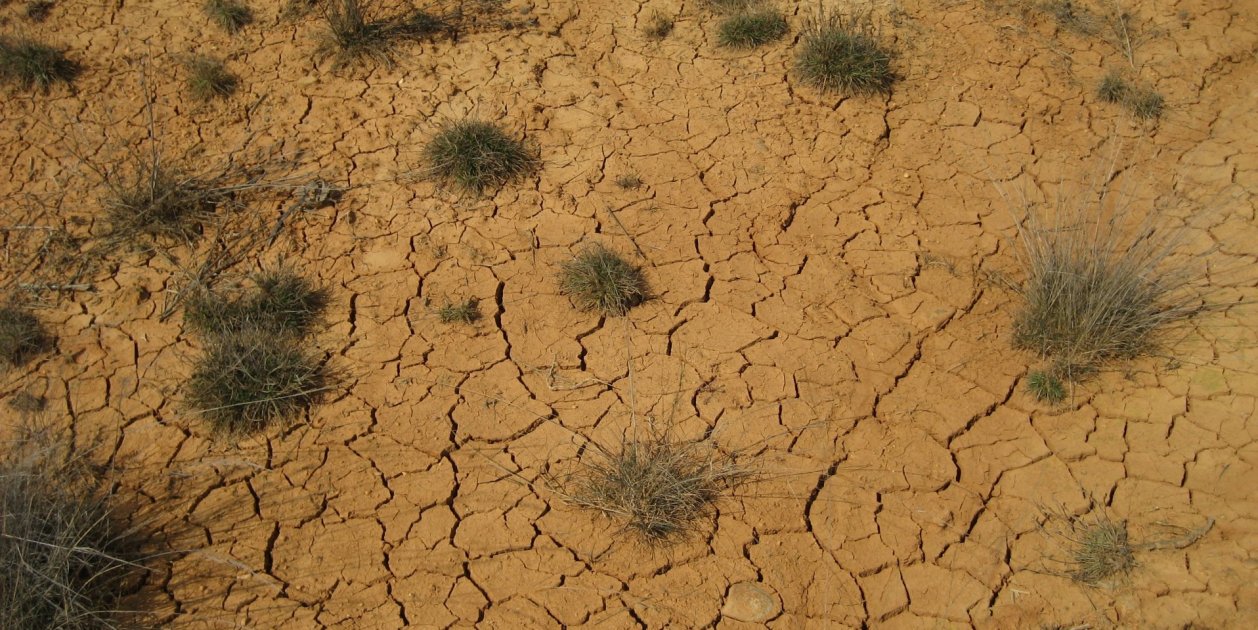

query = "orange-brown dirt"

[{"left": 2, "top": 0, "right": 1256, "bottom": 627}]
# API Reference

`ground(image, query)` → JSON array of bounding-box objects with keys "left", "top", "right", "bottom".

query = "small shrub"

[
  {"left": 1097, "top": 71, "right": 1163, "bottom": 119},
  {"left": 185, "top": 268, "right": 328, "bottom": 337},
  {"left": 1, "top": 443, "right": 137, "bottom": 629},
  {"left": 437, "top": 298, "right": 480, "bottom": 324},
  {"left": 320, "top": 0, "right": 450, "bottom": 67},
  {"left": 0, "top": 305, "right": 49, "bottom": 366},
  {"left": 186, "top": 330, "right": 329, "bottom": 435},
  {"left": 184, "top": 55, "right": 238, "bottom": 102},
  {"left": 101, "top": 158, "right": 227, "bottom": 246},
  {"left": 796, "top": 10, "right": 895, "bottom": 96},
  {"left": 424, "top": 119, "right": 537, "bottom": 194},
  {"left": 1026, "top": 370, "right": 1066, "bottom": 404},
  {"left": 204, "top": 0, "right": 252, "bottom": 33},
  {"left": 644, "top": 13, "right": 674, "bottom": 40},
  {"left": 559, "top": 245, "right": 648, "bottom": 316},
  {"left": 1011, "top": 191, "right": 1203, "bottom": 380},
  {"left": 615, "top": 173, "right": 643, "bottom": 190},
  {"left": 0, "top": 36, "right": 78, "bottom": 90},
  {"left": 560, "top": 436, "right": 748, "bottom": 544},
  {"left": 25, "top": 1, "right": 55, "bottom": 22},
  {"left": 1071, "top": 516, "right": 1135, "bottom": 584},
  {"left": 718, "top": 9, "right": 788, "bottom": 49}
]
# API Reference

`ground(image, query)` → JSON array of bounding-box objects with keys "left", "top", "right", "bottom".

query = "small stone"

[{"left": 721, "top": 582, "right": 780, "bottom": 622}]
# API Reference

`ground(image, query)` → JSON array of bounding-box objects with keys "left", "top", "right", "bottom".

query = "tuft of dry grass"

[
  {"left": 558, "top": 435, "right": 749, "bottom": 544},
  {"left": 559, "top": 244, "right": 648, "bottom": 316},
  {"left": 0, "top": 35, "right": 78, "bottom": 91},
  {"left": 423, "top": 118, "right": 537, "bottom": 194},
  {"left": 319, "top": 0, "right": 451, "bottom": 68},
  {"left": 184, "top": 268, "right": 328, "bottom": 337},
  {"left": 204, "top": 0, "right": 252, "bottom": 33},
  {"left": 643, "top": 13, "right": 674, "bottom": 40},
  {"left": 1, "top": 435, "right": 139, "bottom": 629},
  {"left": 437, "top": 298, "right": 480, "bottom": 324},
  {"left": 796, "top": 9, "right": 895, "bottom": 96},
  {"left": 100, "top": 156, "right": 228, "bottom": 246},
  {"left": 1069, "top": 515, "right": 1135, "bottom": 584},
  {"left": 25, "top": 1, "right": 55, "bottom": 22},
  {"left": 0, "top": 304, "right": 50, "bottom": 367},
  {"left": 184, "top": 55, "right": 238, "bottom": 102},
  {"left": 1010, "top": 180, "right": 1205, "bottom": 381},
  {"left": 718, "top": 9, "right": 789, "bottom": 49},
  {"left": 186, "top": 329, "right": 330, "bottom": 436},
  {"left": 615, "top": 173, "right": 643, "bottom": 190},
  {"left": 1097, "top": 70, "right": 1163, "bottom": 119}
]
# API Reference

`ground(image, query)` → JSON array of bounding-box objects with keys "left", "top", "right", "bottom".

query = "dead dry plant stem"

[
  {"left": 603, "top": 203, "right": 648, "bottom": 262},
  {"left": 1134, "top": 517, "right": 1214, "bottom": 551}
]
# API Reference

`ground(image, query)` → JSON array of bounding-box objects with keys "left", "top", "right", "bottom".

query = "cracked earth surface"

[{"left": 2, "top": 0, "right": 1257, "bottom": 627}]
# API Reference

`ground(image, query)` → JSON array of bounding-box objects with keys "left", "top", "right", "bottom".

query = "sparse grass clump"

[
  {"left": 562, "top": 437, "right": 748, "bottom": 544},
  {"left": 204, "top": 0, "right": 252, "bottom": 33},
  {"left": 0, "top": 305, "right": 49, "bottom": 367},
  {"left": 705, "top": 0, "right": 755, "bottom": 15},
  {"left": 185, "top": 268, "right": 328, "bottom": 337},
  {"left": 559, "top": 245, "right": 648, "bottom": 316},
  {"left": 1097, "top": 71, "right": 1163, "bottom": 119},
  {"left": 1, "top": 443, "right": 136, "bottom": 629},
  {"left": 437, "top": 298, "right": 480, "bottom": 324},
  {"left": 796, "top": 10, "right": 894, "bottom": 96},
  {"left": 0, "top": 36, "right": 78, "bottom": 90},
  {"left": 320, "top": 0, "right": 449, "bottom": 67},
  {"left": 25, "top": 1, "right": 55, "bottom": 22},
  {"left": 101, "top": 159, "right": 227, "bottom": 246},
  {"left": 1070, "top": 516, "right": 1135, "bottom": 584},
  {"left": 186, "top": 330, "right": 329, "bottom": 435},
  {"left": 184, "top": 55, "right": 238, "bottom": 102},
  {"left": 644, "top": 13, "right": 674, "bottom": 40},
  {"left": 1042, "top": 0, "right": 1098, "bottom": 35},
  {"left": 424, "top": 119, "right": 537, "bottom": 194},
  {"left": 1012, "top": 188, "right": 1204, "bottom": 380},
  {"left": 1026, "top": 369, "right": 1066, "bottom": 404},
  {"left": 718, "top": 9, "right": 788, "bottom": 49},
  {"left": 615, "top": 173, "right": 643, "bottom": 190}
]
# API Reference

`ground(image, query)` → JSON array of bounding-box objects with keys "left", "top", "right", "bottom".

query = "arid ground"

[{"left": 2, "top": 0, "right": 1256, "bottom": 627}]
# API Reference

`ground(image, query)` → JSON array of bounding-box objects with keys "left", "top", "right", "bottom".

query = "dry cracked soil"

[{"left": 2, "top": 0, "right": 1257, "bottom": 628}]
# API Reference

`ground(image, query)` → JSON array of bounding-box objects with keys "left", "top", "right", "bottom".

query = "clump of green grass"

[
  {"left": 559, "top": 245, "right": 648, "bottom": 316},
  {"left": 186, "top": 329, "right": 329, "bottom": 435},
  {"left": 424, "top": 119, "right": 537, "bottom": 194},
  {"left": 204, "top": 0, "right": 252, "bottom": 33},
  {"left": 796, "top": 10, "right": 895, "bottom": 96},
  {"left": 437, "top": 298, "right": 480, "bottom": 324},
  {"left": 25, "top": 1, "right": 55, "bottom": 22},
  {"left": 718, "top": 9, "right": 788, "bottom": 49},
  {"left": 1026, "top": 369, "right": 1066, "bottom": 404},
  {"left": 559, "top": 436, "right": 749, "bottom": 544},
  {"left": 0, "top": 36, "right": 78, "bottom": 90},
  {"left": 644, "top": 13, "right": 674, "bottom": 40},
  {"left": 1097, "top": 71, "right": 1163, "bottom": 119},
  {"left": 185, "top": 268, "right": 328, "bottom": 337},
  {"left": 319, "top": 0, "right": 450, "bottom": 68},
  {"left": 0, "top": 305, "right": 50, "bottom": 367},
  {"left": 1011, "top": 184, "right": 1204, "bottom": 381},
  {"left": 1, "top": 438, "right": 138, "bottom": 629},
  {"left": 1070, "top": 516, "right": 1135, "bottom": 584},
  {"left": 184, "top": 55, "right": 238, "bottom": 102}
]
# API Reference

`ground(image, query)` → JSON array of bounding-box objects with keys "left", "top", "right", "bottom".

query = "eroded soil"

[{"left": 2, "top": 0, "right": 1256, "bottom": 627}]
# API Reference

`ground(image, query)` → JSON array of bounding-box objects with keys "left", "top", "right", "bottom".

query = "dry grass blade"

[{"left": 559, "top": 436, "right": 749, "bottom": 544}]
